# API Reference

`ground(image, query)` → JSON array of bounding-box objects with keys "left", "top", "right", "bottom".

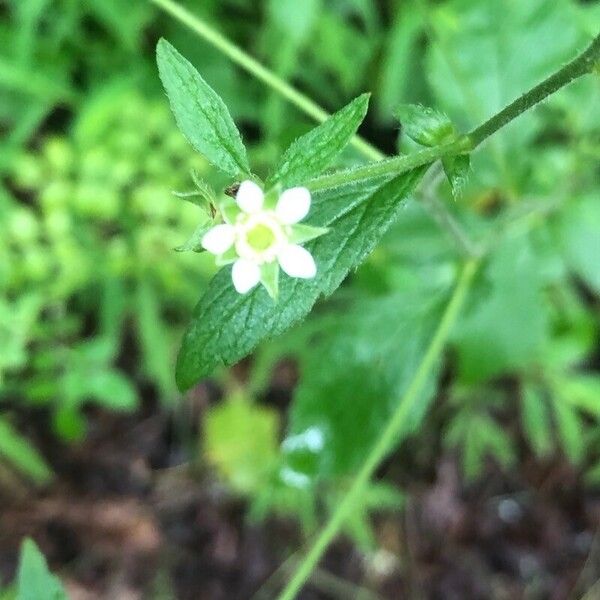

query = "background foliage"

[{"left": 1, "top": 0, "right": 599, "bottom": 597}]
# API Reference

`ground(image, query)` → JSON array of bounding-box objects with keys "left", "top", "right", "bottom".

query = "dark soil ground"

[{"left": 1, "top": 375, "right": 600, "bottom": 600}]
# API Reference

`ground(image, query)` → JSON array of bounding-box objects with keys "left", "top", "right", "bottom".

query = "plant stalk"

[{"left": 277, "top": 258, "right": 479, "bottom": 600}]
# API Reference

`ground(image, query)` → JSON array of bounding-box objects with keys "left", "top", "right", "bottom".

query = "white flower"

[{"left": 201, "top": 180, "right": 327, "bottom": 299}]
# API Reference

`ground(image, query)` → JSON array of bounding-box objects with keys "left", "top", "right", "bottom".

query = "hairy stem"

[
  {"left": 468, "top": 32, "right": 600, "bottom": 147},
  {"left": 306, "top": 32, "right": 600, "bottom": 193},
  {"left": 278, "top": 258, "right": 479, "bottom": 600},
  {"left": 149, "top": 0, "right": 384, "bottom": 161}
]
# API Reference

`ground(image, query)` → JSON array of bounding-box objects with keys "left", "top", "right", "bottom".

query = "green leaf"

[
  {"left": 395, "top": 103, "right": 455, "bottom": 147},
  {"left": 282, "top": 289, "right": 445, "bottom": 480},
  {"left": 0, "top": 418, "right": 52, "bottom": 484},
  {"left": 176, "top": 168, "right": 427, "bottom": 390},
  {"left": 17, "top": 539, "right": 67, "bottom": 600},
  {"left": 521, "top": 383, "right": 553, "bottom": 457},
  {"left": 558, "top": 194, "right": 600, "bottom": 294},
  {"left": 204, "top": 393, "right": 279, "bottom": 495},
  {"left": 87, "top": 371, "right": 138, "bottom": 411},
  {"left": 553, "top": 375, "right": 600, "bottom": 419},
  {"left": 453, "top": 233, "right": 549, "bottom": 383},
  {"left": 156, "top": 38, "right": 250, "bottom": 177},
  {"left": 552, "top": 394, "right": 585, "bottom": 464},
  {"left": 266, "top": 94, "right": 370, "bottom": 188}
]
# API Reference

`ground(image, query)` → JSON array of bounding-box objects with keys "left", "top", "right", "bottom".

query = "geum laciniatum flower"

[{"left": 201, "top": 180, "right": 328, "bottom": 300}]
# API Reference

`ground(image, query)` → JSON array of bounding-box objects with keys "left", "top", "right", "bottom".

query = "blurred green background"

[{"left": 1, "top": 0, "right": 599, "bottom": 598}]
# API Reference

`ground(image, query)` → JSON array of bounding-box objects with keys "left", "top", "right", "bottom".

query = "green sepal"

[
  {"left": 173, "top": 171, "right": 217, "bottom": 215},
  {"left": 220, "top": 197, "right": 241, "bottom": 224},
  {"left": 395, "top": 104, "right": 456, "bottom": 147},
  {"left": 442, "top": 154, "right": 471, "bottom": 199},
  {"left": 216, "top": 246, "right": 238, "bottom": 266},
  {"left": 260, "top": 261, "right": 279, "bottom": 300},
  {"left": 174, "top": 222, "right": 212, "bottom": 253},
  {"left": 288, "top": 223, "right": 329, "bottom": 245},
  {"left": 262, "top": 185, "right": 281, "bottom": 210}
]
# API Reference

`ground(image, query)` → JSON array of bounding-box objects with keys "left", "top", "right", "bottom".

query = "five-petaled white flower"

[{"left": 201, "top": 180, "right": 327, "bottom": 299}]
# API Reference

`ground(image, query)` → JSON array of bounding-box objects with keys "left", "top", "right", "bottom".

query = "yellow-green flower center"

[{"left": 246, "top": 223, "right": 277, "bottom": 251}]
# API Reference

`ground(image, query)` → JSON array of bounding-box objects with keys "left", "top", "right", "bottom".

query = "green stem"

[
  {"left": 306, "top": 31, "right": 600, "bottom": 193},
  {"left": 468, "top": 32, "right": 600, "bottom": 147},
  {"left": 306, "top": 137, "right": 470, "bottom": 192},
  {"left": 277, "top": 258, "right": 479, "bottom": 600},
  {"left": 150, "top": 0, "right": 384, "bottom": 161}
]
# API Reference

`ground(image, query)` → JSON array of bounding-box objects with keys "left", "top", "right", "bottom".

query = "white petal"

[
  {"left": 236, "top": 180, "right": 264, "bottom": 213},
  {"left": 231, "top": 258, "right": 261, "bottom": 293},
  {"left": 277, "top": 244, "right": 317, "bottom": 279},
  {"left": 275, "top": 187, "right": 311, "bottom": 224},
  {"left": 201, "top": 224, "right": 235, "bottom": 255}
]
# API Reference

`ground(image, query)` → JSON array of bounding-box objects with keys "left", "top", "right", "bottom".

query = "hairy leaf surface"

[
  {"left": 176, "top": 168, "right": 427, "bottom": 390},
  {"left": 156, "top": 38, "right": 250, "bottom": 177},
  {"left": 267, "top": 94, "right": 370, "bottom": 188}
]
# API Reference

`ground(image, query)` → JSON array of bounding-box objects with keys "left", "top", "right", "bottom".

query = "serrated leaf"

[
  {"left": 0, "top": 418, "right": 52, "bottom": 484},
  {"left": 176, "top": 168, "right": 427, "bottom": 391},
  {"left": 17, "top": 539, "right": 67, "bottom": 600},
  {"left": 266, "top": 94, "right": 370, "bottom": 189},
  {"left": 442, "top": 153, "right": 470, "bottom": 198},
  {"left": 395, "top": 103, "right": 455, "bottom": 147},
  {"left": 156, "top": 38, "right": 250, "bottom": 177}
]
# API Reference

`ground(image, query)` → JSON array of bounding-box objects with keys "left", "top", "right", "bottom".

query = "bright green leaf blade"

[
  {"left": 453, "top": 234, "right": 549, "bottom": 383},
  {"left": 176, "top": 168, "right": 427, "bottom": 391},
  {"left": 282, "top": 289, "right": 446, "bottom": 480},
  {"left": 266, "top": 94, "right": 370, "bottom": 188},
  {"left": 0, "top": 418, "right": 52, "bottom": 484},
  {"left": 17, "top": 539, "right": 67, "bottom": 600},
  {"left": 156, "top": 38, "right": 250, "bottom": 177}
]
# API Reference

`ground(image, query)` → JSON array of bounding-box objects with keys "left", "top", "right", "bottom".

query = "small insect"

[{"left": 224, "top": 182, "right": 241, "bottom": 198}]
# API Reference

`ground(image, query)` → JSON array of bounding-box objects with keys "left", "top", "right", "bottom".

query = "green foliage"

[
  {"left": 204, "top": 391, "right": 280, "bottom": 495},
  {"left": 1, "top": 87, "right": 214, "bottom": 469},
  {"left": 282, "top": 288, "right": 446, "bottom": 480},
  {"left": 1, "top": 0, "right": 600, "bottom": 590},
  {"left": 157, "top": 39, "right": 251, "bottom": 177},
  {"left": 176, "top": 169, "right": 425, "bottom": 390},
  {"left": 453, "top": 235, "right": 549, "bottom": 384},
  {"left": 16, "top": 539, "right": 67, "bottom": 600},
  {"left": 267, "top": 94, "right": 370, "bottom": 187},
  {"left": 0, "top": 419, "right": 52, "bottom": 483}
]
